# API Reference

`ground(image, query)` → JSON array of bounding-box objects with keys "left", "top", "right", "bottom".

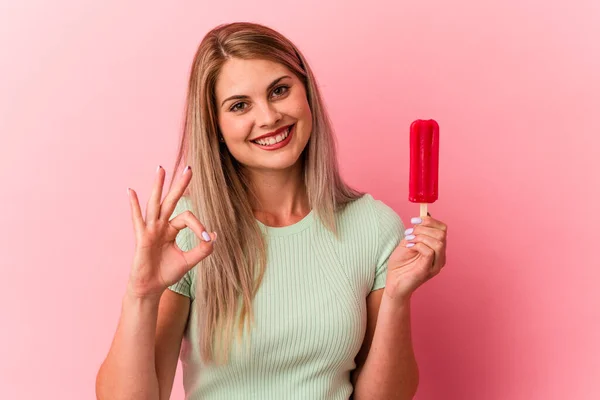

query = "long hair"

[{"left": 169, "top": 21, "right": 363, "bottom": 364}]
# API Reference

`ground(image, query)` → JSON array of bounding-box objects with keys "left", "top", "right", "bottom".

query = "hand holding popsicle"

[
  {"left": 382, "top": 119, "right": 448, "bottom": 303},
  {"left": 384, "top": 214, "right": 448, "bottom": 303}
]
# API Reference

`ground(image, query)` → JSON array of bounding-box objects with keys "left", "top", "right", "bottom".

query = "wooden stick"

[{"left": 420, "top": 203, "right": 428, "bottom": 218}]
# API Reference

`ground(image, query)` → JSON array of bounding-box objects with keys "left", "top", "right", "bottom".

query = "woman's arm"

[
  {"left": 95, "top": 289, "right": 190, "bottom": 400},
  {"left": 95, "top": 291, "right": 162, "bottom": 400},
  {"left": 351, "top": 289, "right": 419, "bottom": 400}
]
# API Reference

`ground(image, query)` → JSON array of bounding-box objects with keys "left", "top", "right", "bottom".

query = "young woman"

[{"left": 96, "top": 22, "right": 448, "bottom": 400}]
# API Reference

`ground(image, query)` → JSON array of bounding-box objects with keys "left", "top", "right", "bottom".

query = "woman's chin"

[{"left": 247, "top": 154, "right": 303, "bottom": 173}]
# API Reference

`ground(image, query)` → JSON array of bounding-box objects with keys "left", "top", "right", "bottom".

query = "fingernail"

[
  {"left": 404, "top": 228, "right": 414, "bottom": 235},
  {"left": 213, "top": 231, "right": 218, "bottom": 242},
  {"left": 183, "top": 166, "right": 191, "bottom": 175},
  {"left": 406, "top": 234, "right": 416, "bottom": 240},
  {"left": 156, "top": 165, "right": 162, "bottom": 173},
  {"left": 411, "top": 217, "right": 422, "bottom": 224},
  {"left": 127, "top": 187, "right": 131, "bottom": 196},
  {"left": 201, "top": 231, "right": 211, "bottom": 242},
  {"left": 406, "top": 243, "right": 415, "bottom": 248}
]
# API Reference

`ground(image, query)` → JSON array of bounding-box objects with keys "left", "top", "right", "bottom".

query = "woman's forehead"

[{"left": 215, "top": 58, "right": 293, "bottom": 97}]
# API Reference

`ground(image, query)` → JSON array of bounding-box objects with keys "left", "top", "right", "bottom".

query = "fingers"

[
  {"left": 402, "top": 241, "right": 437, "bottom": 267},
  {"left": 169, "top": 210, "right": 208, "bottom": 235},
  {"left": 127, "top": 188, "right": 145, "bottom": 238},
  {"left": 403, "top": 234, "right": 445, "bottom": 271},
  {"left": 403, "top": 234, "right": 442, "bottom": 253},
  {"left": 404, "top": 215, "right": 447, "bottom": 259},
  {"left": 403, "top": 215, "right": 448, "bottom": 278},
  {"left": 408, "top": 242, "right": 443, "bottom": 278},
  {"left": 405, "top": 225, "right": 446, "bottom": 242},
  {"left": 416, "top": 215, "right": 448, "bottom": 233},
  {"left": 146, "top": 166, "right": 166, "bottom": 224},
  {"left": 159, "top": 166, "right": 192, "bottom": 222},
  {"left": 169, "top": 210, "right": 216, "bottom": 266},
  {"left": 184, "top": 231, "right": 217, "bottom": 267}
]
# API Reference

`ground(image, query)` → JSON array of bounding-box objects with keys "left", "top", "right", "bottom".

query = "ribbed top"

[
  {"left": 168, "top": 194, "right": 405, "bottom": 400},
  {"left": 255, "top": 209, "right": 315, "bottom": 236}
]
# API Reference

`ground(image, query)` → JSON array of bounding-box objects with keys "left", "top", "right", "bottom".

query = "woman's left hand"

[{"left": 384, "top": 214, "right": 448, "bottom": 304}]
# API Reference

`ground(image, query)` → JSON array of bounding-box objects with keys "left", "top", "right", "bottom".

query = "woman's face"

[{"left": 214, "top": 58, "right": 313, "bottom": 173}]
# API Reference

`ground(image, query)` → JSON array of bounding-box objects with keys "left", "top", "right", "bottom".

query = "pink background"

[{"left": 1, "top": 0, "right": 598, "bottom": 399}]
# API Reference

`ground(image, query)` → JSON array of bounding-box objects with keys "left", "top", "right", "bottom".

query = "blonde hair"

[{"left": 169, "top": 21, "right": 363, "bottom": 364}]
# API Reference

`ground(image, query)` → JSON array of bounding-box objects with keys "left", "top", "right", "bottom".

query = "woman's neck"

[{"left": 244, "top": 163, "right": 310, "bottom": 226}]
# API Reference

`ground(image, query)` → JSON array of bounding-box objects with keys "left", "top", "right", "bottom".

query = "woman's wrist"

[
  {"left": 382, "top": 283, "right": 413, "bottom": 307},
  {"left": 123, "top": 286, "right": 163, "bottom": 309}
]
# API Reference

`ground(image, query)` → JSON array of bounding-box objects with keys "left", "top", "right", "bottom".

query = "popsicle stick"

[{"left": 420, "top": 203, "right": 428, "bottom": 218}]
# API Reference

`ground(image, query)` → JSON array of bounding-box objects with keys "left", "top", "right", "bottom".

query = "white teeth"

[{"left": 255, "top": 126, "right": 291, "bottom": 146}]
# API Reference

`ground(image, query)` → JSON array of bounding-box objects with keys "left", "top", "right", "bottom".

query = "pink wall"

[{"left": 1, "top": 0, "right": 598, "bottom": 399}]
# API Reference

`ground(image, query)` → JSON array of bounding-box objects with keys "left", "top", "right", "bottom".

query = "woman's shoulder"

[
  {"left": 340, "top": 193, "right": 400, "bottom": 220},
  {"left": 335, "top": 193, "right": 404, "bottom": 237}
]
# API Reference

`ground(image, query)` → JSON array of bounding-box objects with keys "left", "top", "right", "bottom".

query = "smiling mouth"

[{"left": 251, "top": 125, "right": 293, "bottom": 146}]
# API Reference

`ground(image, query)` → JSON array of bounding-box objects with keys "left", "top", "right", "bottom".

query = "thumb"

[{"left": 183, "top": 231, "right": 217, "bottom": 268}]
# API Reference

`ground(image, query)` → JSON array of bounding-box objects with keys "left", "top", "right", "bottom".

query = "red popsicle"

[{"left": 409, "top": 119, "right": 439, "bottom": 217}]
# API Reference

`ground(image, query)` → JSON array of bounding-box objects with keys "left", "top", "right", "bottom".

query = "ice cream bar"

[{"left": 409, "top": 119, "right": 439, "bottom": 217}]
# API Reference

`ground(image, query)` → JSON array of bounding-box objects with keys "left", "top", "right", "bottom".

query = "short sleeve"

[
  {"left": 371, "top": 200, "right": 406, "bottom": 292},
  {"left": 167, "top": 197, "right": 197, "bottom": 299}
]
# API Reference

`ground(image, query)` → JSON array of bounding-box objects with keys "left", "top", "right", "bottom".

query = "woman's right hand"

[{"left": 125, "top": 165, "right": 216, "bottom": 300}]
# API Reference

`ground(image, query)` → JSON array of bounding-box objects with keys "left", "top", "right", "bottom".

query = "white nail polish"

[
  {"left": 406, "top": 243, "right": 415, "bottom": 248},
  {"left": 411, "top": 217, "right": 422, "bottom": 224},
  {"left": 201, "top": 231, "right": 211, "bottom": 242},
  {"left": 405, "top": 228, "right": 414, "bottom": 235}
]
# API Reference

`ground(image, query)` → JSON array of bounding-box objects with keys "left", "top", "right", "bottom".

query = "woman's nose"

[{"left": 256, "top": 102, "right": 282, "bottom": 128}]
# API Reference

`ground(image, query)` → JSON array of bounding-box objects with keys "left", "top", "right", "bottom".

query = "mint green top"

[{"left": 168, "top": 194, "right": 405, "bottom": 400}]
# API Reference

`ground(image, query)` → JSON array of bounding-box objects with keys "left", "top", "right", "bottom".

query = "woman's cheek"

[{"left": 221, "top": 116, "right": 252, "bottom": 141}]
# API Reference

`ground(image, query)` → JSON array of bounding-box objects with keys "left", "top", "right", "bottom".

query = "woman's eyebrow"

[{"left": 220, "top": 75, "right": 292, "bottom": 107}]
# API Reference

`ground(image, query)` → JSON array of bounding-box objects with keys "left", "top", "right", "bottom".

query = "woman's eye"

[
  {"left": 230, "top": 102, "right": 247, "bottom": 112},
  {"left": 271, "top": 85, "right": 289, "bottom": 97}
]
